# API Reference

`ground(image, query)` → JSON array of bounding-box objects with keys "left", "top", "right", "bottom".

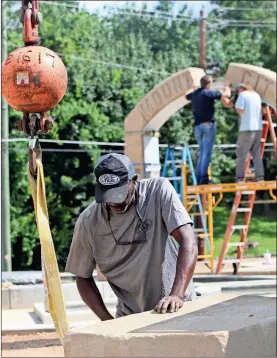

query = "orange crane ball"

[{"left": 2, "top": 45, "right": 67, "bottom": 113}]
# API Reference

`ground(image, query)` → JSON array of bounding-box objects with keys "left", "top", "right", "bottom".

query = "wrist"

[
  {"left": 100, "top": 312, "right": 114, "bottom": 321},
  {"left": 169, "top": 290, "right": 184, "bottom": 300}
]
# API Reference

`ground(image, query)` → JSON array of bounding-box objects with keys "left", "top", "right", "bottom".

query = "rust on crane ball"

[{"left": 1, "top": 45, "right": 67, "bottom": 113}]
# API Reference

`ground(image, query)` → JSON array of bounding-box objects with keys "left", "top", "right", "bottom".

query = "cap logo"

[{"left": 99, "top": 174, "right": 120, "bottom": 186}]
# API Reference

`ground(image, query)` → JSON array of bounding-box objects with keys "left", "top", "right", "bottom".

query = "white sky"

[{"left": 79, "top": 1, "right": 215, "bottom": 17}]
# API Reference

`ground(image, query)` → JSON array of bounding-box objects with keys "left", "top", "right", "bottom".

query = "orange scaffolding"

[{"left": 182, "top": 105, "right": 276, "bottom": 275}]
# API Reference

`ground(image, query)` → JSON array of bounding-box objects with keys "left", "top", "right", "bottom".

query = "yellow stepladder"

[{"left": 181, "top": 145, "right": 215, "bottom": 273}]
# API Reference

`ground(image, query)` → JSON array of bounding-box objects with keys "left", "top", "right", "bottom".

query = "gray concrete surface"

[
  {"left": 2, "top": 258, "right": 275, "bottom": 310},
  {"left": 64, "top": 295, "right": 276, "bottom": 357},
  {"left": 3, "top": 275, "right": 275, "bottom": 309},
  {"left": 2, "top": 271, "right": 75, "bottom": 284},
  {"left": 2, "top": 288, "right": 10, "bottom": 309},
  {"left": 1, "top": 281, "right": 117, "bottom": 309},
  {"left": 193, "top": 275, "right": 276, "bottom": 282},
  {"left": 34, "top": 300, "right": 117, "bottom": 325}
]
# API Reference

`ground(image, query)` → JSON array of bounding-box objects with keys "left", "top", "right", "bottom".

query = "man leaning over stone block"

[{"left": 66, "top": 153, "right": 198, "bottom": 320}]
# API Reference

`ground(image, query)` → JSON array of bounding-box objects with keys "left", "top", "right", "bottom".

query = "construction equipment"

[
  {"left": 187, "top": 180, "right": 276, "bottom": 195},
  {"left": 2, "top": 0, "right": 67, "bottom": 175},
  {"left": 28, "top": 160, "right": 69, "bottom": 341},
  {"left": 162, "top": 144, "right": 214, "bottom": 271},
  {"left": 215, "top": 105, "right": 277, "bottom": 275},
  {"left": 3, "top": 0, "right": 69, "bottom": 342},
  {"left": 162, "top": 145, "right": 182, "bottom": 198}
]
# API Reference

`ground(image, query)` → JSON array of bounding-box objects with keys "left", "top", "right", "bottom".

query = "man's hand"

[
  {"left": 154, "top": 295, "right": 184, "bottom": 314},
  {"left": 221, "top": 96, "right": 234, "bottom": 108}
]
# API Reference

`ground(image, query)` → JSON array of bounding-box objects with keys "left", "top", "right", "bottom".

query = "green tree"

[
  {"left": 209, "top": 1, "right": 276, "bottom": 71},
  {"left": 5, "top": 0, "right": 276, "bottom": 270}
]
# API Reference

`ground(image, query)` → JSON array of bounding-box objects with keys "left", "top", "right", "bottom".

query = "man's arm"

[
  {"left": 235, "top": 93, "right": 245, "bottom": 115},
  {"left": 154, "top": 178, "right": 197, "bottom": 314},
  {"left": 221, "top": 81, "right": 231, "bottom": 98},
  {"left": 76, "top": 276, "right": 114, "bottom": 321},
  {"left": 221, "top": 96, "right": 234, "bottom": 108},
  {"left": 221, "top": 80, "right": 231, "bottom": 98},
  {"left": 170, "top": 225, "right": 198, "bottom": 298},
  {"left": 155, "top": 224, "right": 197, "bottom": 313},
  {"left": 66, "top": 217, "right": 113, "bottom": 321},
  {"left": 185, "top": 85, "right": 198, "bottom": 101}
]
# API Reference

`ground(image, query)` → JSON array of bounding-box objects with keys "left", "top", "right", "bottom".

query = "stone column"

[{"left": 143, "top": 131, "right": 161, "bottom": 178}]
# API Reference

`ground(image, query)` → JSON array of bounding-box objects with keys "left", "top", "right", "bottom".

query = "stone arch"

[
  {"left": 225, "top": 63, "right": 276, "bottom": 109},
  {"left": 124, "top": 63, "right": 276, "bottom": 178},
  {"left": 124, "top": 67, "right": 205, "bottom": 177}
]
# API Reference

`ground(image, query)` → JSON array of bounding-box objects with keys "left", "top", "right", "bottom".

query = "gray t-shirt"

[{"left": 66, "top": 177, "right": 196, "bottom": 317}]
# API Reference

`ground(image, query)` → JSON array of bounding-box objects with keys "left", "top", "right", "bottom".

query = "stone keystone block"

[
  {"left": 225, "top": 63, "right": 276, "bottom": 108},
  {"left": 64, "top": 295, "right": 276, "bottom": 357}
]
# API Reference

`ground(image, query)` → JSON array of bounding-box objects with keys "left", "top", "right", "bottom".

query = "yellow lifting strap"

[{"left": 28, "top": 159, "right": 69, "bottom": 343}]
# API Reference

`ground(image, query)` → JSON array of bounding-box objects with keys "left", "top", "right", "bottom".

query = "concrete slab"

[
  {"left": 33, "top": 301, "right": 116, "bottom": 325},
  {"left": 10, "top": 284, "right": 45, "bottom": 309},
  {"left": 2, "top": 308, "right": 104, "bottom": 334},
  {"left": 5, "top": 281, "right": 116, "bottom": 310},
  {"left": 2, "top": 271, "right": 75, "bottom": 284},
  {"left": 190, "top": 279, "right": 276, "bottom": 297},
  {"left": 2, "top": 309, "right": 42, "bottom": 330},
  {"left": 64, "top": 295, "right": 276, "bottom": 357},
  {"left": 221, "top": 279, "right": 276, "bottom": 291},
  {"left": 193, "top": 275, "right": 276, "bottom": 282},
  {"left": 194, "top": 283, "right": 221, "bottom": 296},
  {"left": 2, "top": 288, "right": 10, "bottom": 309}
]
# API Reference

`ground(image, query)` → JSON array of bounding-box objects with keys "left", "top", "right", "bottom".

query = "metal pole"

[
  {"left": 197, "top": 7, "right": 207, "bottom": 260},
  {"left": 207, "top": 192, "right": 214, "bottom": 273},
  {"left": 1, "top": 0, "right": 12, "bottom": 271},
  {"left": 199, "top": 8, "right": 206, "bottom": 71}
]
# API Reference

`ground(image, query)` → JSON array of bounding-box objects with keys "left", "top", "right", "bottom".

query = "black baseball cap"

[{"left": 94, "top": 153, "right": 136, "bottom": 204}]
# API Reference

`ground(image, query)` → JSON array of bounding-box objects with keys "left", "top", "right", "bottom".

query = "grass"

[{"left": 209, "top": 206, "right": 276, "bottom": 259}]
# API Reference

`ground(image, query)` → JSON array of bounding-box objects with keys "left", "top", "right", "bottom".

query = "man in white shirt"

[
  {"left": 234, "top": 84, "right": 264, "bottom": 182},
  {"left": 222, "top": 83, "right": 264, "bottom": 182}
]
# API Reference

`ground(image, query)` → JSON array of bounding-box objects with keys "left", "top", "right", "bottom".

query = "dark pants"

[
  {"left": 236, "top": 130, "right": 264, "bottom": 180},
  {"left": 194, "top": 122, "right": 216, "bottom": 185}
]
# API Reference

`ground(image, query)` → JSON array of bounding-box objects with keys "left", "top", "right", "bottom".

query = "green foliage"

[
  {"left": 6, "top": 0, "right": 276, "bottom": 270},
  {"left": 209, "top": 0, "right": 276, "bottom": 71}
]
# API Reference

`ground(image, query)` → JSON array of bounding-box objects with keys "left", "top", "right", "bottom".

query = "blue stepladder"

[
  {"left": 161, "top": 143, "right": 211, "bottom": 253},
  {"left": 162, "top": 144, "right": 181, "bottom": 195}
]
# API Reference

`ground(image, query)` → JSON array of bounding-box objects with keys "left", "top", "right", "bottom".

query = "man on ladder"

[
  {"left": 223, "top": 83, "right": 264, "bottom": 182},
  {"left": 216, "top": 84, "right": 275, "bottom": 275},
  {"left": 185, "top": 75, "right": 231, "bottom": 185}
]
